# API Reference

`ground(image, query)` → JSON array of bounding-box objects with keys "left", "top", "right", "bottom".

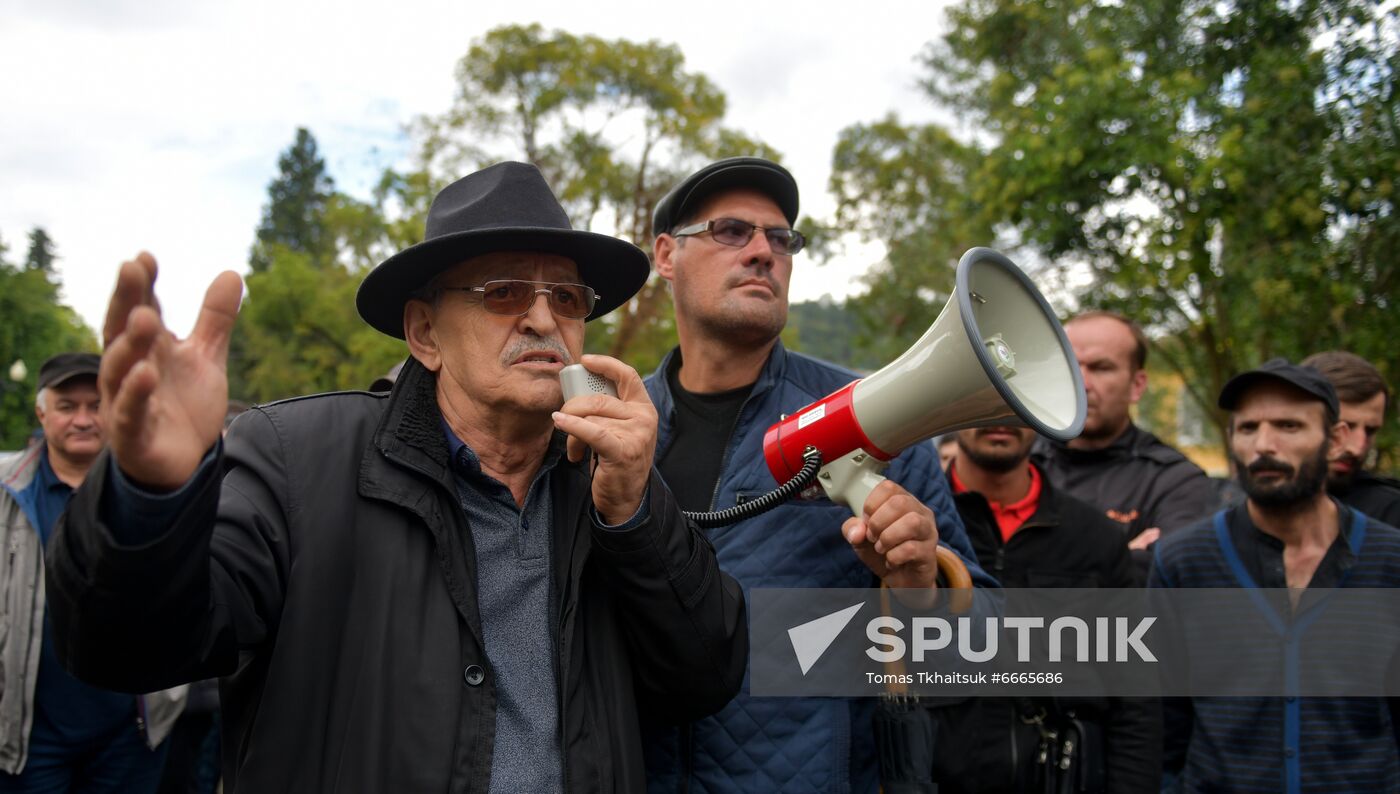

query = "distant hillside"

[{"left": 785, "top": 297, "right": 883, "bottom": 373}]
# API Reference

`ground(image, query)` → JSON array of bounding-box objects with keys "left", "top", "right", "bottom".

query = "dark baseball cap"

[
  {"left": 652, "top": 157, "right": 799, "bottom": 237},
  {"left": 1218, "top": 358, "right": 1339, "bottom": 416},
  {"left": 37, "top": 353, "right": 100, "bottom": 390}
]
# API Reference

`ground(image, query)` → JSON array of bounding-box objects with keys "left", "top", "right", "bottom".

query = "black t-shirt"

[{"left": 657, "top": 354, "right": 753, "bottom": 513}]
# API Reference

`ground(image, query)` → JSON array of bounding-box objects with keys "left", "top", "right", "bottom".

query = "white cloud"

[{"left": 1, "top": 0, "right": 956, "bottom": 337}]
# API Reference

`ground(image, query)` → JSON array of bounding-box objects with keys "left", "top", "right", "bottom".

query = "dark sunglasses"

[
  {"left": 673, "top": 217, "right": 806, "bottom": 255},
  {"left": 441, "top": 280, "right": 598, "bottom": 319}
]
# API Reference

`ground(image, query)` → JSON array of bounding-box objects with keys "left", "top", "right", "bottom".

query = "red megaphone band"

[{"left": 762, "top": 380, "right": 894, "bottom": 482}]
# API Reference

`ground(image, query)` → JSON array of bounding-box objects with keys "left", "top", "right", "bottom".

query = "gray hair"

[{"left": 34, "top": 387, "right": 48, "bottom": 414}]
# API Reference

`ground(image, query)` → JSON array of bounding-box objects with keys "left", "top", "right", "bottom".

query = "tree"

[
  {"left": 24, "top": 227, "right": 56, "bottom": 272},
  {"left": 829, "top": 116, "right": 998, "bottom": 363},
  {"left": 250, "top": 127, "right": 336, "bottom": 272},
  {"left": 231, "top": 130, "right": 415, "bottom": 402},
  {"left": 837, "top": 0, "right": 1399, "bottom": 453},
  {"left": 237, "top": 247, "right": 406, "bottom": 401},
  {"left": 414, "top": 24, "right": 782, "bottom": 373},
  {"left": 0, "top": 229, "right": 99, "bottom": 448}
]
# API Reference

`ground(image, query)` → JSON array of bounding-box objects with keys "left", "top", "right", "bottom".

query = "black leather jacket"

[{"left": 47, "top": 358, "right": 747, "bottom": 792}]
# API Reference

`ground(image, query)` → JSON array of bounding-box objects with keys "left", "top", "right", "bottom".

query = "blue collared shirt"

[{"left": 442, "top": 421, "right": 565, "bottom": 794}]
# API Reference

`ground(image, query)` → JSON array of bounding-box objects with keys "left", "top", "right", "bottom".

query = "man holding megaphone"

[{"left": 639, "top": 158, "right": 1000, "bottom": 792}]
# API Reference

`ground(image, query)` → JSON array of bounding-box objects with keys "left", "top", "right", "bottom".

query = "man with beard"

[
  {"left": 640, "top": 157, "right": 994, "bottom": 792},
  {"left": 1034, "top": 312, "right": 1219, "bottom": 579},
  {"left": 1301, "top": 350, "right": 1400, "bottom": 527},
  {"left": 1150, "top": 359, "right": 1400, "bottom": 792},
  {"left": 932, "top": 425, "right": 1159, "bottom": 793}
]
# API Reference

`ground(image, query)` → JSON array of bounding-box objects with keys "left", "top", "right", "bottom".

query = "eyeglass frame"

[
  {"left": 671, "top": 217, "right": 807, "bottom": 255},
  {"left": 438, "top": 279, "right": 599, "bottom": 319}
]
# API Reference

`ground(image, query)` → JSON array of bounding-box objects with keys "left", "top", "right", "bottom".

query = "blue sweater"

[{"left": 1150, "top": 505, "right": 1400, "bottom": 794}]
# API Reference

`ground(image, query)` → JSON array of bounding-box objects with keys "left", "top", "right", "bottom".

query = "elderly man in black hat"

[{"left": 45, "top": 162, "right": 747, "bottom": 793}]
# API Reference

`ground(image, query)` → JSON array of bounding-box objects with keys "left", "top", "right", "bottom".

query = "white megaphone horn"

[{"left": 762, "top": 247, "right": 1086, "bottom": 514}]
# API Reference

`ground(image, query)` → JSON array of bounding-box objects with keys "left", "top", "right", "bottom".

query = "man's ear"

[
  {"left": 404, "top": 299, "right": 443, "bottom": 373},
  {"left": 654, "top": 234, "right": 678, "bottom": 282},
  {"left": 1128, "top": 366, "right": 1149, "bottom": 404}
]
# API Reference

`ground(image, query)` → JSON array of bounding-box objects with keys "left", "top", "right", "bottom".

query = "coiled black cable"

[{"left": 683, "top": 446, "right": 823, "bottom": 528}]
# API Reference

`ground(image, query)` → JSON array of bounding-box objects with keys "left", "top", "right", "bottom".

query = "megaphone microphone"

[{"left": 760, "top": 247, "right": 1086, "bottom": 514}]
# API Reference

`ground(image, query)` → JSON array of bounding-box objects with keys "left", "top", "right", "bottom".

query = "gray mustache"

[{"left": 500, "top": 337, "right": 573, "bottom": 366}]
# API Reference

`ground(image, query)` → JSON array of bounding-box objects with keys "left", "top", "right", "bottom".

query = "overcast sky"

[{"left": 1, "top": 0, "right": 958, "bottom": 337}]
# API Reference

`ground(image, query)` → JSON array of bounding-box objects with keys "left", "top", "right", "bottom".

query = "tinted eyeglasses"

[
  {"left": 441, "top": 280, "right": 598, "bottom": 319},
  {"left": 673, "top": 217, "right": 806, "bottom": 255}
]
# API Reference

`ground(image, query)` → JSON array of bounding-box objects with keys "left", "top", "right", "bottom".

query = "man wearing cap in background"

[
  {"left": 45, "top": 162, "right": 747, "bottom": 792},
  {"left": 0, "top": 353, "right": 183, "bottom": 792},
  {"left": 1301, "top": 350, "right": 1400, "bottom": 527},
  {"left": 642, "top": 157, "right": 994, "bottom": 791},
  {"left": 1150, "top": 359, "right": 1400, "bottom": 792}
]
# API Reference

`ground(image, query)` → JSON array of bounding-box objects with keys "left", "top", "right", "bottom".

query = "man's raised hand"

[{"left": 100, "top": 253, "right": 243, "bottom": 491}]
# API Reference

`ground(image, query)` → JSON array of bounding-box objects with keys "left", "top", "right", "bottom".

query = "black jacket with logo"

[
  {"left": 1033, "top": 424, "right": 1218, "bottom": 539},
  {"left": 45, "top": 358, "right": 747, "bottom": 793},
  {"left": 1033, "top": 422, "right": 1219, "bottom": 581},
  {"left": 930, "top": 466, "right": 1161, "bottom": 794}
]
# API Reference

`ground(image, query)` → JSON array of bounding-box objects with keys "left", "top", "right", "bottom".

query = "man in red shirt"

[{"left": 932, "top": 425, "right": 1160, "bottom": 793}]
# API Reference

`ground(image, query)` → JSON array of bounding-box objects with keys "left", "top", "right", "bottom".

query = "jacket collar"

[
  {"left": 366, "top": 356, "right": 454, "bottom": 488},
  {"left": 1047, "top": 421, "right": 1143, "bottom": 462},
  {"left": 357, "top": 355, "right": 595, "bottom": 644},
  {"left": 953, "top": 462, "right": 1065, "bottom": 535},
  {"left": 648, "top": 339, "right": 788, "bottom": 447},
  {"left": 0, "top": 444, "right": 45, "bottom": 501}
]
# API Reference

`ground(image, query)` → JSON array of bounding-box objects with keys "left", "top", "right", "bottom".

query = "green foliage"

[
  {"left": 837, "top": 0, "right": 1399, "bottom": 460},
  {"left": 829, "top": 115, "right": 998, "bottom": 364},
  {"left": 786, "top": 298, "right": 883, "bottom": 372},
  {"left": 414, "top": 23, "right": 782, "bottom": 374},
  {"left": 0, "top": 230, "right": 98, "bottom": 448},
  {"left": 237, "top": 246, "right": 405, "bottom": 400}
]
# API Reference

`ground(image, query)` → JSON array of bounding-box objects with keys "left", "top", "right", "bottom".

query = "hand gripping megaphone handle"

[{"left": 818, "top": 449, "right": 973, "bottom": 608}]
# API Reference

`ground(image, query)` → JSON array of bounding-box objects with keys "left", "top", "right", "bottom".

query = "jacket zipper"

[
  {"left": 994, "top": 520, "right": 1052, "bottom": 578},
  {"left": 665, "top": 370, "right": 759, "bottom": 791},
  {"left": 706, "top": 394, "right": 757, "bottom": 513}
]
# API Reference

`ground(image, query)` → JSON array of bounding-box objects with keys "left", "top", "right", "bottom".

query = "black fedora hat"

[{"left": 357, "top": 162, "right": 651, "bottom": 338}]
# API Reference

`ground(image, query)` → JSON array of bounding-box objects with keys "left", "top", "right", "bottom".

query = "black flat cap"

[
  {"left": 1218, "top": 358, "right": 1339, "bottom": 416},
  {"left": 37, "top": 353, "right": 100, "bottom": 390},
  {"left": 652, "top": 157, "right": 799, "bottom": 237}
]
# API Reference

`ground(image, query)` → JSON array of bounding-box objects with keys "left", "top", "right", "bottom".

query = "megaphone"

[{"left": 762, "top": 247, "right": 1086, "bottom": 513}]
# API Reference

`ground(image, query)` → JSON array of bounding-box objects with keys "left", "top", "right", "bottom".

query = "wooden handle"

[{"left": 936, "top": 545, "right": 974, "bottom": 615}]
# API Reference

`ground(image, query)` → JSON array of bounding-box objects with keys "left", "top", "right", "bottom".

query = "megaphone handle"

[
  {"left": 816, "top": 449, "right": 891, "bottom": 515},
  {"left": 822, "top": 450, "right": 976, "bottom": 612}
]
